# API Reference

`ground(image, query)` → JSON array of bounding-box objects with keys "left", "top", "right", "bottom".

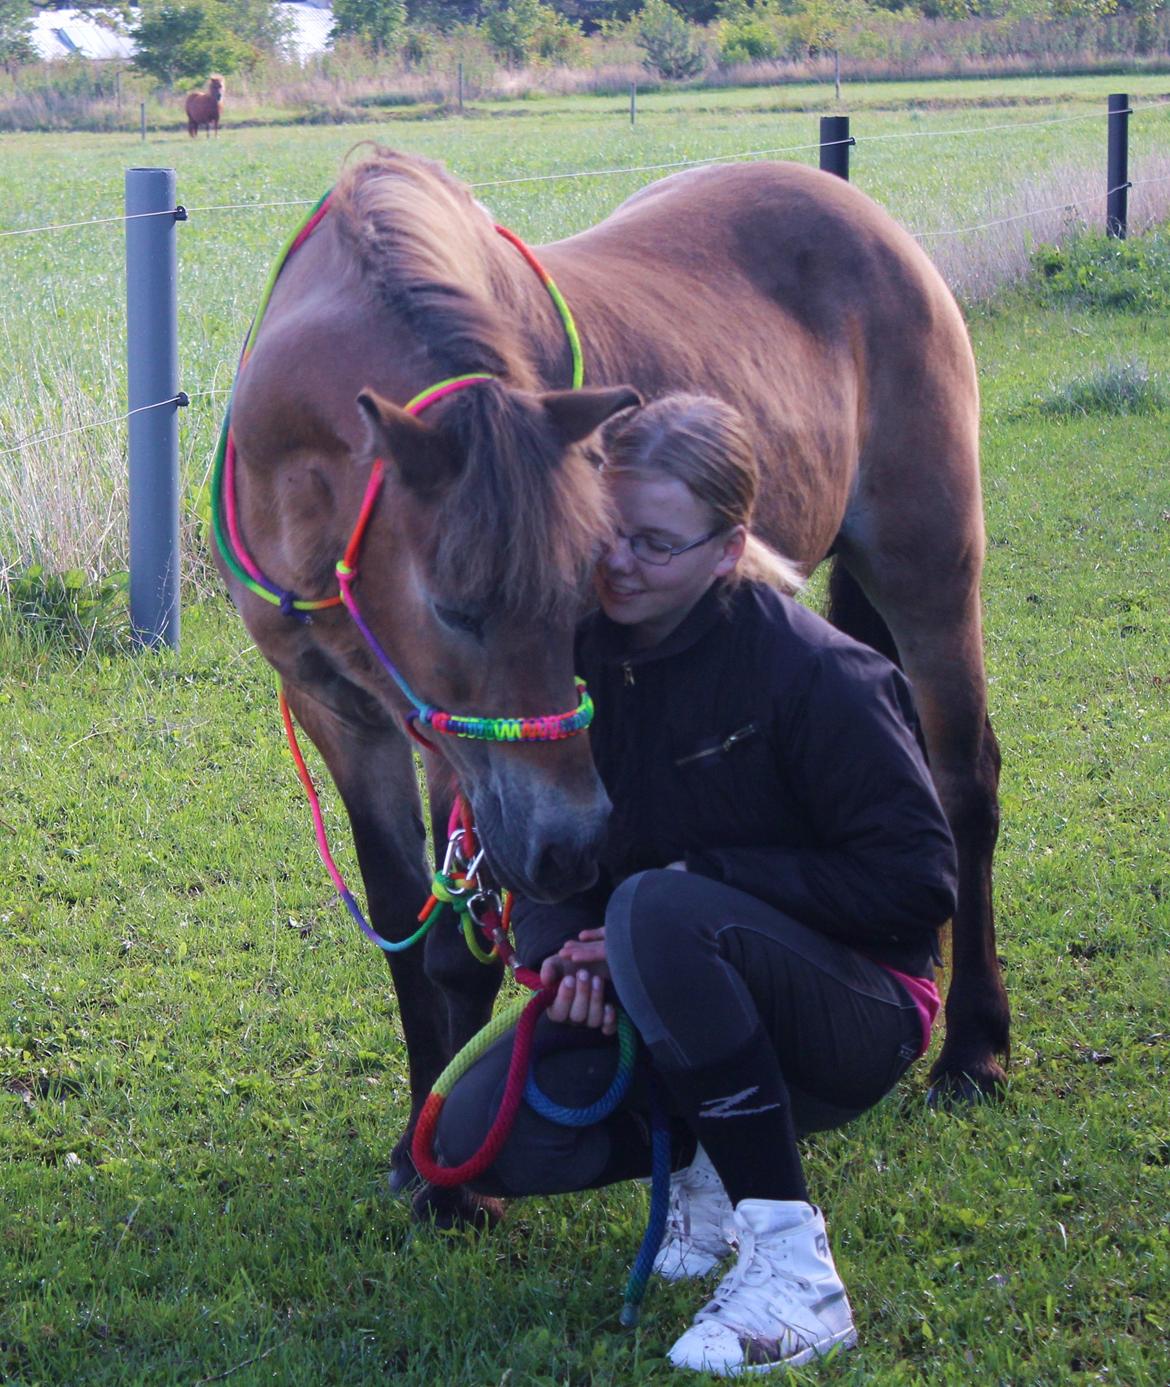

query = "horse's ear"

[
  {"left": 540, "top": 386, "right": 642, "bottom": 446},
  {"left": 356, "top": 388, "right": 460, "bottom": 496}
]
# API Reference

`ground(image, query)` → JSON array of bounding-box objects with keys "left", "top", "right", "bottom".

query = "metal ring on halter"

[
  {"left": 464, "top": 847, "right": 487, "bottom": 881},
  {"left": 467, "top": 891, "right": 503, "bottom": 928},
  {"left": 441, "top": 831, "right": 470, "bottom": 877}
]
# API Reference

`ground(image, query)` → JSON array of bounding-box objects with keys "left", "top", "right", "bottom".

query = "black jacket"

[{"left": 513, "top": 581, "right": 958, "bottom": 977}]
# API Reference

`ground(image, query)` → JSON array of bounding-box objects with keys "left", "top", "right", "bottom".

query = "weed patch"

[
  {"left": 1032, "top": 228, "right": 1170, "bottom": 313},
  {"left": 1039, "top": 357, "right": 1170, "bottom": 416}
]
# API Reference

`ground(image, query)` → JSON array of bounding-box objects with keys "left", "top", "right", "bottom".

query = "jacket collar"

[{"left": 583, "top": 580, "right": 737, "bottom": 669}]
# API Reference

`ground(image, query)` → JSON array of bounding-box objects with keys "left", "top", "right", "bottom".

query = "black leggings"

[{"left": 435, "top": 870, "right": 924, "bottom": 1198}]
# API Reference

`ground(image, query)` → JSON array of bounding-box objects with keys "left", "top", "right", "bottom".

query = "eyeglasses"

[{"left": 611, "top": 527, "right": 724, "bottom": 567}]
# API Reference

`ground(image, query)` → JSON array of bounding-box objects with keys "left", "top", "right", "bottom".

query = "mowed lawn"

[{"left": 2, "top": 82, "right": 1170, "bottom": 1384}]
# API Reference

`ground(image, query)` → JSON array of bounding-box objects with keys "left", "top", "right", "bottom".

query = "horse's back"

[{"left": 546, "top": 161, "right": 978, "bottom": 565}]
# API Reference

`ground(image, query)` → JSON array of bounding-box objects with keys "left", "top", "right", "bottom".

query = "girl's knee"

[{"left": 606, "top": 869, "right": 711, "bottom": 1004}]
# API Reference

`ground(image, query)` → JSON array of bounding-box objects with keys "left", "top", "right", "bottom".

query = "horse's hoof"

[
  {"left": 411, "top": 1182, "right": 506, "bottom": 1232},
  {"left": 926, "top": 1061, "right": 1007, "bottom": 1109},
  {"left": 387, "top": 1159, "right": 421, "bottom": 1197}
]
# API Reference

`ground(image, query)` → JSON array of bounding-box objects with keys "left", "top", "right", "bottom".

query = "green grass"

[{"left": 3, "top": 82, "right": 1170, "bottom": 1384}]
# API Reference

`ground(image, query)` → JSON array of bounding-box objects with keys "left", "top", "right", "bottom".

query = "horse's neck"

[{"left": 482, "top": 235, "right": 586, "bottom": 391}]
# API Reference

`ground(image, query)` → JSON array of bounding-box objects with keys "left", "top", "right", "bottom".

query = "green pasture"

[
  {"left": 2, "top": 74, "right": 1169, "bottom": 526},
  {"left": 3, "top": 79, "right": 1170, "bottom": 1384}
]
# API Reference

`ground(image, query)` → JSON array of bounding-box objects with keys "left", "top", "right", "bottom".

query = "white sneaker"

[
  {"left": 667, "top": 1200, "right": 857, "bottom": 1375},
  {"left": 653, "top": 1146, "right": 734, "bottom": 1281}
]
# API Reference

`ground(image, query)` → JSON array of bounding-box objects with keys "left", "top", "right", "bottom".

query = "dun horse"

[
  {"left": 219, "top": 148, "right": 1009, "bottom": 1220},
  {"left": 185, "top": 75, "right": 224, "bottom": 137}
]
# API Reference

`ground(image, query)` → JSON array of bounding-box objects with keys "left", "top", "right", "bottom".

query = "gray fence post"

[
  {"left": 125, "top": 168, "right": 185, "bottom": 650},
  {"left": 630, "top": 82, "right": 636, "bottom": 128},
  {"left": 819, "top": 114, "right": 852, "bottom": 181},
  {"left": 1106, "top": 92, "right": 1130, "bottom": 240}
]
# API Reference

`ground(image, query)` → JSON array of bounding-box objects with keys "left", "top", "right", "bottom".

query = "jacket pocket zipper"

[{"left": 674, "top": 721, "right": 760, "bottom": 767}]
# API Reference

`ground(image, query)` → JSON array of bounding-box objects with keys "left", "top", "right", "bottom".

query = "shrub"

[
  {"left": 635, "top": 0, "right": 705, "bottom": 78},
  {"left": 1032, "top": 231, "right": 1170, "bottom": 314},
  {"left": 132, "top": 0, "right": 283, "bottom": 80},
  {"left": 717, "top": 14, "right": 780, "bottom": 63},
  {"left": 483, "top": 0, "right": 584, "bottom": 64},
  {"left": 331, "top": 0, "right": 408, "bottom": 54}
]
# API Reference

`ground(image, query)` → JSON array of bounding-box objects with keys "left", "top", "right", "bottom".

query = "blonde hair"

[{"left": 603, "top": 393, "right": 804, "bottom": 594}]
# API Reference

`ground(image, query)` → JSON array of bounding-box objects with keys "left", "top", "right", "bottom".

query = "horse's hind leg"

[{"left": 836, "top": 446, "right": 1010, "bottom": 1101}]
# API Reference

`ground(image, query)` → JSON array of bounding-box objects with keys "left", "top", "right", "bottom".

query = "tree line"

[{"left": 3, "top": 0, "right": 1167, "bottom": 82}]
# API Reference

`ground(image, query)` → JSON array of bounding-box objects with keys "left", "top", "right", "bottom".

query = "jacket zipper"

[
  {"left": 622, "top": 660, "right": 635, "bottom": 686},
  {"left": 674, "top": 721, "right": 760, "bottom": 766}
]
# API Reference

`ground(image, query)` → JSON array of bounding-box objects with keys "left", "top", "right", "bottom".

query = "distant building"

[
  {"left": 29, "top": 3, "right": 335, "bottom": 63},
  {"left": 30, "top": 9, "right": 135, "bottom": 61}
]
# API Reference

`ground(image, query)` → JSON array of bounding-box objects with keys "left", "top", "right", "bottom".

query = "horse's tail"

[{"left": 825, "top": 557, "right": 901, "bottom": 669}]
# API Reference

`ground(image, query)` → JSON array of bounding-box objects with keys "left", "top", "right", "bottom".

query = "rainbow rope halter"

[
  {"left": 212, "top": 191, "right": 590, "bottom": 745},
  {"left": 214, "top": 190, "right": 670, "bottom": 1328}
]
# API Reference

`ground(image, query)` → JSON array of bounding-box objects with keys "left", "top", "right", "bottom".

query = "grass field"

[
  {"left": 2, "top": 77, "right": 1170, "bottom": 1384},
  {"left": 4, "top": 72, "right": 1170, "bottom": 588}
]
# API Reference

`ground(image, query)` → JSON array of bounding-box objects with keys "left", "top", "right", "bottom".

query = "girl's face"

[{"left": 595, "top": 472, "right": 745, "bottom": 649}]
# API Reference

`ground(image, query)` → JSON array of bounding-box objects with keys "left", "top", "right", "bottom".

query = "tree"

[
  {"left": 483, "top": 0, "right": 582, "bottom": 62},
  {"left": 132, "top": 0, "right": 289, "bottom": 81},
  {"left": 331, "top": 0, "right": 408, "bottom": 52},
  {"left": 0, "top": 0, "right": 35, "bottom": 70},
  {"left": 635, "top": 0, "right": 705, "bottom": 76}
]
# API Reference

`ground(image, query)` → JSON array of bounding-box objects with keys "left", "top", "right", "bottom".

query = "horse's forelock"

[{"left": 430, "top": 387, "right": 609, "bottom": 624}]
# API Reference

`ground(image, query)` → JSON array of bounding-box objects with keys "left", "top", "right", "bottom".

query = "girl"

[{"left": 435, "top": 393, "right": 955, "bottom": 1375}]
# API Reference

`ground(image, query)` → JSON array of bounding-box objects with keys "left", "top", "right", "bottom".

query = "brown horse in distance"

[
  {"left": 186, "top": 75, "right": 224, "bottom": 137},
  {"left": 222, "top": 148, "right": 1009, "bottom": 1217}
]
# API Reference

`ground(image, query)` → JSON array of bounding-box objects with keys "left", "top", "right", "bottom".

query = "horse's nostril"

[{"left": 533, "top": 842, "right": 592, "bottom": 894}]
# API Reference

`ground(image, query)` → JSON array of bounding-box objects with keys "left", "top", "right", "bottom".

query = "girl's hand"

[
  {"left": 540, "top": 944, "right": 616, "bottom": 1035},
  {"left": 558, "top": 925, "right": 608, "bottom": 967}
]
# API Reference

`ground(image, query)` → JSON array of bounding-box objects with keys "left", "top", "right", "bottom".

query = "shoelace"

[{"left": 697, "top": 1224, "right": 813, "bottom": 1341}]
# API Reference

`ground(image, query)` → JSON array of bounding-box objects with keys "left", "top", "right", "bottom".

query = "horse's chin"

[{"left": 509, "top": 857, "right": 600, "bottom": 905}]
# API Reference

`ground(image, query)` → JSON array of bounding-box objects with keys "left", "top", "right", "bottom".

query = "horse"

[
  {"left": 218, "top": 146, "right": 1009, "bottom": 1222},
  {"left": 185, "top": 75, "right": 224, "bottom": 138}
]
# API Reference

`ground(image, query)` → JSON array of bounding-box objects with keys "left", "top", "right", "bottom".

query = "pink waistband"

[{"left": 878, "top": 964, "right": 941, "bottom": 1058}]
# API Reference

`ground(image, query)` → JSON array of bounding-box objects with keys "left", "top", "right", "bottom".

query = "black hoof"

[
  {"left": 387, "top": 1157, "right": 421, "bottom": 1197},
  {"left": 411, "top": 1182, "right": 506, "bottom": 1232},
  {"left": 926, "top": 1062, "right": 1007, "bottom": 1109}
]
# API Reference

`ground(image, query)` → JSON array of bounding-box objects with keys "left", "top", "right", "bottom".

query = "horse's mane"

[{"left": 333, "top": 148, "right": 609, "bottom": 623}]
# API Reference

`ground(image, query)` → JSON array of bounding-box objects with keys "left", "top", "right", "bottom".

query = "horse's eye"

[{"left": 435, "top": 604, "right": 485, "bottom": 639}]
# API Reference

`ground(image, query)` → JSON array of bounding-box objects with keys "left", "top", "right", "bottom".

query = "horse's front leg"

[
  {"left": 409, "top": 762, "right": 507, "bottom": 1225},
  {"left": 280, "top": 682, "right": 456, "bottom": 1191}
]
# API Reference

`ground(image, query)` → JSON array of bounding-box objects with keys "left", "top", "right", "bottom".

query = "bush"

[
  {"left": 483, "top": 0, "right": 584, "bottom": 65},
  {"left": 635, "top": 0, "right": 705, "bottom": 78},
  {"left": 331, "top": 0, "right": 407, "bottom": 54},
  {"left": 1032, "top": 231, "right": 1170, "bottom": 314},
  {"left": 716, "top": 5, "right": 781, "bottom": 63},
  {"left": 132, "top": 0, "right": 285, "bottom": 80}
]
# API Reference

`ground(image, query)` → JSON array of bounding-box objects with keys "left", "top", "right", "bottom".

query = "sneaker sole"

[{"left": 738, "top": 1326, "right": 858, "bottom": 1374}]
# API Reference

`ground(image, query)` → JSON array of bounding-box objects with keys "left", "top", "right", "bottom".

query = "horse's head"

[
  {"left": 208, "top": 75, "right": 224, "bottom": 101},
  {"left": 350, "top": 377, "right": 639, "bottom": 900}
]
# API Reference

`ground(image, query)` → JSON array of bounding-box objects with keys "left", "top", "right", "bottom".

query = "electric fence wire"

[
  {"left": 3, "top": 97, "right": 1168, "bottom": 453},
  {"left": 3, "top": 92, "right": 1169, "bottom": 241}
]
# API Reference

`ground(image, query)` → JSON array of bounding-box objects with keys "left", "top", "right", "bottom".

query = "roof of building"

[{"left": 29, "top": 3, "right": 334, "bottom": 63}]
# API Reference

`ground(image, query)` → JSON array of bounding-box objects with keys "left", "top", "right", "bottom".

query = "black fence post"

[
  {"left": 819, "top": 114, "right": 852, "bottom": 182},
  {"left": 1106, "top": 92, "right": 1130, "bottom": 240}
]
